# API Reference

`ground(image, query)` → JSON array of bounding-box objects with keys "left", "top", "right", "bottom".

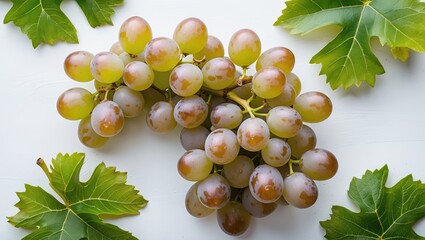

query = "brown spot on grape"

[
  {"left": 245, "top": 131, "right": 264, "bottom": 147},
  {"left": 210, "top": 140, "right": 227, "bottom": 158},
  {"left": 257, "top": 179, "right": 279, "bottom": 201}
]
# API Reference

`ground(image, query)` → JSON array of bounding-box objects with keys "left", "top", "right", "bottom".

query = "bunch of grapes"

[{"left": 57, "top": 16, "right": 338, "bottom": 236}]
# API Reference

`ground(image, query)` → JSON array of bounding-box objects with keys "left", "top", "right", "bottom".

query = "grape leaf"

[
  {"left": 275, "top": 0, "right": 425, "bottom": 89},
  {"left": 321, "top": 165, "right": 425, "bottom": 239},
  {"left": 8, "top": 153, "right": 148, "bottom": 240},
  {"left": 3, "top": 0, "right": 124, "bottom": 48}
]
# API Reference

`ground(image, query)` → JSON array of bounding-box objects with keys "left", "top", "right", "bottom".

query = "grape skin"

[
  {"left": 91, "top": 101, "right": 125, "bottom": 137},
  {"left": 169, "top": 63, "right": 203, "bottom": 97},
  {"left": 210, "top": 103, "right": 243, "bottom": 130},
  {"left": 113, "top": 86, "right": 145, "bottom": 118},
  {"left": 300, "top": 148, "right": 338, "bottom": 180},
  {"left": 64, "top": 51, "right": 94, "bottom": 82},
  {"left": 217, "top": 201, "right": 251, "bottom": 236},
  {"left": 78, "top": 116, "right": 109, "bottom": 148},
  {"left": 205, "top": 128, "right": 240, "bottom": 165},
  {"left": 287, "top": 124, "right": 317, "bottom": 159},
  {"left": 173, "top": 17, "right": 208, "bottom": 54},
  {"left": 119, "top": 16, "right": 152, "bottom": 55},
  {"left": 185, "top": 182, "right": 215, "bottom": 218},
  {"left": 202, "top": 57, "right": 236, "bottom": 90},
  {"left": 294, "top": 91, "right": 332, "bottom": 123},
  {"left": 57, "top": 87, "right": 94, "bottom": 121},
  {"left": 144, "top": 37, "right": 181, "bottom": 72},
  {"left": 180, "top": 126, "right": 210, "bottom": 150},
  {"left": 228, "top": 29, "right": 261, "bottom": 67},
  {"left": 123, "top": 61, "right": 154, "bottom": 91},
  {"left": 242, "top": 187, "right": 277, "bottom": 218},
  {"left": 267, "top": 106, "right": 302, "bottom": 138},
  {"left": 237, "top": 118, "right": 270, "bottom": 152},
  {"left": 249, "top": 164, "right": 284, "bottom": 203},
  {"left": 90, "top": 52, "right": 124, "bottom": 84},
  {"left": 197, "top": 173, "right": 231, "bottom": 209},
  {"left": 177, "top": 149, "right": 213, "bottom": 181},
  {"left": 252, "top": 66, "right": 286, "bottom": 99},
  {"left": 222, "top": 155, "right": 255, "bottom": 188},
  {"left": 192, "top": 35, "right": 225, "bottom": 62},
  {"left": 261, "top": 138, "right": 291, "bottom": 167},
  {"left": 256, "top": 46, "right": 295, "bottom": 75},
  {"left": 283, "top": 172, "right": 318, "bottom": 208},
  {"left": 146, "top": 101, "right": 176, "bottom": 133},
  {"left": 174, "top": 95, "right": 208, "bottom": 128}
]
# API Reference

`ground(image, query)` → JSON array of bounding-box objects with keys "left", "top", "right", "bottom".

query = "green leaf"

[
  {"left": 275, "top": 0, "right": 425, "bottom": 89},
  {"left": 8, "top": 153, "right": 148, "bottom": 240},
  {"left": 76, "top": 0, "right": 124, "bottom": 27},
  {"left": 320, "top": 165, "right": 425, "bottom": 239}
]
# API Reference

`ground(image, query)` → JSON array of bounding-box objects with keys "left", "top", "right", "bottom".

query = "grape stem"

[
  {"left": 37, "top": 158, "right": 69, "bottom": 207},
  {"left": 288, "top": 159, "right": 300, "bottom": 175},
  {"left": 227, "top": 92, "right": 256, "bottom": 118}
]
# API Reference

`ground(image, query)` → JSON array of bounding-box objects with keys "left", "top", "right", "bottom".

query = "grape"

[
  {"left": 169, "top": 63, "right": 203, "bottom": 96},
  {"left": 119, "top": 16, "right": 152, "bottom": 55},
  {"left": 242, "top": 187, "right": 277, "bottom": 218},
  {"left": 192, "top": 35, "right": 225, "bottom": 62},
  {"left": 174, "top": 95, "right": 208, "bottom": 128},
  {"left": 228, "top": 29, "right": 261, "bottom": 67},
  {"left": 123, "top": 61, "right": 154, "bottom": 91},
  {"left": 173, "top": 17, "right": 208, "bottom": 54},
  {"left": 217, "top": 201, "right": 251, "bottom": 236},
  {"left": 113, "top": 86, "right": 145, "bottom": 118},
  {"left": 180, "top": 126, "right": 210, "bottom": 150},
  {"left": 237, "top": 118, "right": 270, "bottom": 152},
  {"left": 64, "top": 51, "right": 94, "bottom": 82},
  {"left": 110, "top": 41, "right": 125, "bottom": 56},
  {"left": 146, "top": 101, "right": 176, "bottom": 133},
  {"left": 252, "top": 66, "right": 286, "bottom": 99},
  {"left": 202, "top": 96, "right": 227, "bottom": 129},
  {"left": 293, "top": 91, "right": 332, "bottom": 123},
  {"left": 57, "top": 87, "right": 94, "bottom": 120},
  {"left": 141, "top": 87, "right": 166, "bottom": 110},
  {"left": 202, "top": 57, "right": 236, "bottom": 90},
  {"left": 91, "top": 101, "right": 125, "bottom": 137},
  {"left": 287, "top": 124, "right": 317, "bottom": 159},
  {"left": 197, "top": 173, "right": 231, "bottom": 209},
  {"left": 286, "top": 72, "right": 301, "bottom": 95},
  {"left": 256, "top": 46, "right": 295, "bottom": 75},
  {"left": 153, "top": 70, "right": 172, "bottom": 90},
  {"left": 300, "top": 149, "right": 338, "bottom": 180},
  {"left": 185, "top": 182, "right": 215, "bottom": 218},
  {"left": 266, "top": 84, "right": 296, "bottom": 108},
  {"left": 205, "top": 128, "right": 240, "bottom": 165},
  {"left": 144, "top": 37, "right": 181, "bottom": 72},
  {"left": 282, "top": 172, "right": 318, "bottom": 208},
  {"left": 78, "top": 116, "right": 109, "bottom": 148},
  {"left": 261, "top": 138, "right": 291, "bottom": 167},
  {"left": 210, "top": 103, "right": 243, "bottom": 129},
  {"left": 267, "top": 106, "right": 302, "bottom": 138},
  {"left": 249, "top": 164, "right": 284, "bottom": 203},
  {"left": 222, "top": 155, "right": 255, "bottom": 188},
  {"left": 177, "top": 149, "right": 213, "bottom": 181},
  {"left": 90, "top": 52, "right": 124, "bottom": 84},
  {"left": 119, "top": 52, "right": 145, "bottom": 66}
]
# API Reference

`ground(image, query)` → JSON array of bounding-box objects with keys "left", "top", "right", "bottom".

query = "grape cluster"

[{"left": 57, "top": 16, "right": 338, "bottom": 236}]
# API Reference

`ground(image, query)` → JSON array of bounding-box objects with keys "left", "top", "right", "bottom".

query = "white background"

[{"left": 1, "top": 0, "right": 425, "bottom": 239}]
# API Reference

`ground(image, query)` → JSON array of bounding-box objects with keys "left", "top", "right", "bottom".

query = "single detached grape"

[
  {"left": 222, "top": 155, "right": 255, "bottom": 188},
  {"left": 252, "top": 66, "right": 286, "bottom": 99},
  {"left": 249, "top": 164, "right": 284, "bottom": 203},
  {"left": 91, "top": 101, "right": 125, "bottom": 137},
  {"left": 261, "top": 138, "right": 291, "bottom": 167},
  {"left": 119, "top": 16, "right": 152, "bottom": 55},
  {"left": 177, "top": 149, "right": 213, "bottom": 181},
  {"left": 300, "top": 148, "right": 338, "bottom": 180},
  {"left": 90, "top": 51, "right": 124, "bottom": 84},
  {"left": 197, "top": 173, "right": 231, "bottom": 209},
  {"left": 123, "top": 61, "right": 154, "bottom": 91},
  {"left": 146, "top": 101, "right": 176, "bottom": 133},
  {"left": 237, "top": 118, "right": 270, "bottom": 152},
  {"left": 205, "top": 128, "right": 240, "bottom": 165},
  {"left": 174, "top": 95, "right": 208, "bottom": 128},
  {"left": 287, "top": 124, "right": 317, "bottom": 159},
  {"left": 64, "top": 51, "right": 94, "bottom": 82},
  {"left": 144, "top": 37, "right": 181, "bottom": 72},
  {"left": 169, "top": 63, "right": 203, "bottom": 97},
  {"left": 282, "top": 172, "right": 318, "bottom": 208},
  {"left": 286, "top": 72, "right": 302, "bottom": 95},
  {"left": 266, "top": 84, "right": 296, "bottom": 108},
  {"left": 57, "top": 87, "right": 94, "bottom": 120},
  {"left": 173, "top": 17, "right": 208, "bottom": 54},
  {"left": 113, "top": 86, "right": 145, "bottom": 118},
  {"left": 267, "top": 106, "right": 302, "bottom": 138},
  {"left": 242, "top": 187, "right": 277, "bottom": 218},
  {"left": 78, "top": 116, "right": 109, "bottom": 148},
  {"left": 202, "top": 57, "right": 236, "bottom": 90},
  {"left": 293, "top": 91, "right": 332, "bottom": 123},
  {"left": 256, "top": 46, "right": 295, "bottom": 75},
  {"left": 228, "top": 29, "right": 261, "bottom": 67},
  {"left": 193, "top": 35, "right": 224, "bottom": 62},
  {"left": 185, "top": 182, "right": 215, "bottom": 218},
  {"left": 210, "top": 103, "right": 243, "bottom": 129},
  {"left": 180, "top": 126, "right": 210, "bottom": 150},
  {"left": 217, "top": 201, "right": 251, "bottom": 236}
]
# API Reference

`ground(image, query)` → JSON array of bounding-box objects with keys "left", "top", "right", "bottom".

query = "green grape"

[
  {"left": 119, "top": 16, "right": 152, "bottom": 55},
  {"left": 177, "top": 149, "right": 213, "bottom": 181},
  {"left": 180, "top": 126, "right": 210, "bottom": 150},
  {"left": 153, "top": 70, "right": 171, "bottom": 90},
  {"left": 286, "top": 72, "right": 302, "bottom": 95},
  {"left": 173, "top": 17, "right": 208, "bottom": 54},
  {"left": 282, "top": 172, "right": 318, "bottom": 208},
  {"left": 64, "top": 51, "right": 94, "bottom": 82},
  {"left": 78, "top": 116, "right": 109, "bottom": 148},
  {"left": 293, "top": 91, "right": 333, "bottom": 123},
  {"left": 249, "top": 164, "right": 283, "bottom": 203},
  {"left": 197, "top": 173, "right": 231, "bottom": 209},
  {"left": 185, "top": 182, "right": 215, "bottom": 218},
  {"left": 256, "top": 47, "right": 295, "bottom": 75},
  {"left": 210, "top": 103, "right": 243, "bottom": 129},
  {"left": 174, "top": 95, "right": 208, "bottom": 128},
  {"left": 217, "top": 201, "right": 251, "bottom": 236},
  {"left": 169, "top": 63, "right": 203, "bottom": 96},
  {"left": 146, "top": 101, "right": 177, "bottom": 133},
  {"left": 300, "top": 148, "right": 338, "bottom": 180},
  {"left": 110, "top": 41, "right": 125, "bottom": 56},
  {"left": 57, "top": 87, "right": 94, "bottom": 120},
  {"left": 205, "top": 128, "right": 240, "bottom": 165},
  {"left": 91, "top": 52, "right": 124, "bottom": 84},
  {"left": 91, "top": 101, "right": 125, "bottom": 137},
  {"left": 123, "top": 61, "right": 154, "bottom": 91},
  {"left": 266, "top": 106, "right": 302, "bottom": 138},
  {"left": 113, "top": 86, "right": 145, "bottom": 118},
  {"left": 287, "top": 124, "right": 317, "bottom": 159},
  {"left": 192, "top": 35, "right": 224, "bottom": 62},
  {"left": 241, "top": 187, "right": 277, "bottom": 218},
  {"left": 144, "top": 37, "right": 181, "bottom": 72},
  {"left": 222, "top": 155, "right": 255, "bottom": 188},
  {"left": 266, "top": 84, "right": 296, "bottom": 108},
  {"left": 237, "top": 118, "right": 270, "bottom": 152},
  {"left": 202, "top": 57, "right": 236, "bottom": 90},
  {"left": 228, "top": 29, "right": 261, "bottom": 67},
  {"left": 141, "top": 87, "right": 166, "bottom": 110},
  {"left": 261, "top": 138, "right": 291, "bottom": 167},
  {"left": 252, "top": 66, "right": 286, "bottom": 99}
]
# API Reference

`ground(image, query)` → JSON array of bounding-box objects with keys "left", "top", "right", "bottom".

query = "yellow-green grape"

[
  {"left": 119, "top": 16, "right": 152, "bottom": 55},
  {"left": 256, "top": 47, "right": 295, "bottom": 75},
  {"left": 286, "top": 72, "right": 302, "bottom": 95},
  {"left": 210, "top": 103, "right": 243, "bottom": 130},
  {"left": 252, "top": 66, "right": 286, "bottom": 99},
  {"left": 78, "top": 116, "right": 109, "bottom": 148},
  {"left": 110, "top": 41, "right": 125, "bottom": 56},
  {"left": 152, "top": 70, "right": 171, "bottom": 90},
  {"left": 91, "top": 101, "right": 125, "bottom": 137},
  {"left": 192, "top": 35, "right": 224, "bottom": 61},
  {"left": 177, "top": 149, "right": 213, "bottom": 181},
  {"left": 293, "top": 91, "right": 332, "bottom": 123},
  {"left": 144, "top": 37, "right": 181, "bottom": 72},
  {"left": 169, "top": 63, "right": 203, "bottom": 96},
  {"left": 173, "top": 17, "right": 208, "bottom": 54},
  {"left": 123, "top": 61, "right": 154, "bottom": 91},
  {"left": 266, "top": 106, "right": 302, "bottom": 138},
  {"left": 64, "top": 51, "right": 94, "bottom": 82},
  {"left": 266, "top": 84, "right": 296, "bottom": 107},
  {"left": 90, "top": 52, "right": 124, "bottom": 84},
  {"left": 119, "top": 52, "right": 145, "bottom": 66},
  {"left": 202, "top": 57, "right": 236, "bottom": 90},
  {"left": 57, "top": 87, "right": 94, "bottom": 120},
  {"left": 113, "top": 86, "right": 145, "bottom": 118},
  {"left": 228, "top": 29, "right": 261, "bottom": 67}
]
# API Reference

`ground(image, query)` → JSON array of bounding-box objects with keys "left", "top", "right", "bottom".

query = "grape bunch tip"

[{"left": 57, "top": 16, "right": 338, "bottom": 236}]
